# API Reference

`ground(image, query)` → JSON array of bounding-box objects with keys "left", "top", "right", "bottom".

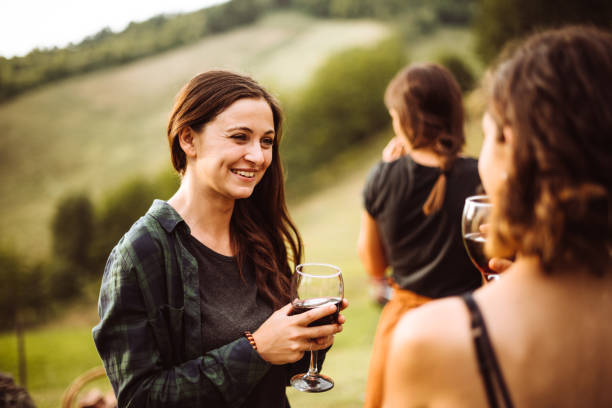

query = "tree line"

[
  {"left": 0, "top": 171, "right": 179, "bottom": 332},
  {"left": 0, "top": 0, "right": 272, "bottom": 102},
  {"left": 2, "top": 0, "right": 609, "bottom": 104},
  {"left": 0, "top": 0, "right": 478, "bottom": 103}
]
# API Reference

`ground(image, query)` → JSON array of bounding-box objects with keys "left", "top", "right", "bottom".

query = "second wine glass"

[
  {"left": 290, "top": 263, "right": 344, "bottom": 393},
  {"left": 461, "top": 195, "right": 499, "bottom": 282}
]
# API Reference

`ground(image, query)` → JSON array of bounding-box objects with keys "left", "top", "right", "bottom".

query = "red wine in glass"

[
  {"left": 463, "top": 232, "right": 496, "bottom": 280},
  {"left": 290, "top": 297, "right": 342, "bottom": 326}
]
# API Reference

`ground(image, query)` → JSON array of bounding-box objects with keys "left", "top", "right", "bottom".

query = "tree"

[
  {"left": 474, "top": 0, "right": 612, "bottom": 62},
  {"left": 434, "top": 0, "right": 476, "bottom": 24},
  {"left": 89, "top": 178, "right": 157, "bottom": 273},
  {"left": 436, "top": 53, "right": 476, "bottom": 93},
  {"left": 0, "top": 248, "right": 48, "bottom": 388},
  {"left": 51, "top": 193, "right": 94, "bottom": 273},
  {"left": 207, "top": 0, "right": 264, "bottom": 33},
  {"left": 290, "top": 0, "right": 331, "bottom": 17}
]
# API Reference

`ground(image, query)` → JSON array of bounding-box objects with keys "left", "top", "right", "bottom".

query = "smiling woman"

[{"left": 92, "top": 70, "right": 349, "bottom": 407}]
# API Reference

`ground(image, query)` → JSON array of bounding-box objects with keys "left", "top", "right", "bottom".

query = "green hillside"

[{"left": 0, "top": 11, "right": 390, "bottom": 257}]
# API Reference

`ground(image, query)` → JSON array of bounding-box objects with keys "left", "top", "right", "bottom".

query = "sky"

[{"left": 0, "top": 0, "right": 229, "bottom": 58}]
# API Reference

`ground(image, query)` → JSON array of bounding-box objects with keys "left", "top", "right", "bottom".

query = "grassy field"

[{"left": 0, "top": 12, "right": 487, "bottom": 407}]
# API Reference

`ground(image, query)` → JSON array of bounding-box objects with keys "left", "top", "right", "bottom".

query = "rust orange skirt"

[{"left": 363, "top": 283, "right": 431, "bottom": 408}]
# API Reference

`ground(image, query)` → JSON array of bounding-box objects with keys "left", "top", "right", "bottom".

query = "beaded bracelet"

[{"left": 244, "top": 331, "right": 257, "bottom": 350}]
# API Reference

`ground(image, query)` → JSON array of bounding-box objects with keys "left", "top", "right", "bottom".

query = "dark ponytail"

[{"left": 384, "top": 63, "right": 465, "bottom": 215}]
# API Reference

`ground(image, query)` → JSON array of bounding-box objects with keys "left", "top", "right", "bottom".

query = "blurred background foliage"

[
  {"left": 0, "top": 0, "right": 610, "bottom": 406},
  {"left": 282, "top": 36, "right": 406, "bottom": 195},
  {"left": 474, "top": 0, "right": 612, "bottom": 62}
]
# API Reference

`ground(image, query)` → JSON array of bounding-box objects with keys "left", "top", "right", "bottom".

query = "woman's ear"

[
  {"left": 501, "top": 125, "right": 515, "bottom": 176},
  {"left": 502, "top": 125, "right": 515, "bottom": 155},
  {"left": 502, "top": 125, "right": 514, "bottom": 147},
  {"left": 178, "top": 127, "right": 197, "bottom": 158}
]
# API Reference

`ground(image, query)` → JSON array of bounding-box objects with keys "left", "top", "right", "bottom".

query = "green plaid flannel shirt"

[{"left": 92, "top": 200, "right": 271, "bottom": 407}]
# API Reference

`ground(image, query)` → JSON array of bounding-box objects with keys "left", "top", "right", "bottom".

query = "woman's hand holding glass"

[
  {"left": 488, "top": 257, "right": 513, "bottom": 274},
  {"left": 252, "top": 298, "right": 347, "bottom": 365}
]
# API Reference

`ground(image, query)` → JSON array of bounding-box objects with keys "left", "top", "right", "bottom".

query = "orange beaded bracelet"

[{"left": 244, "top": 331, "right": 257, "bottom": 350}]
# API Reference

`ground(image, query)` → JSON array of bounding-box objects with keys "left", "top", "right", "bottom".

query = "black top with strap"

[{"left": 462, "top": 292, "right": 515, "bottom": 408}]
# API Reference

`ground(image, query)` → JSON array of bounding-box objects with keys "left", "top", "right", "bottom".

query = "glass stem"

[{"left": 306, "top": 350, "right": 319, "bottom": 377}]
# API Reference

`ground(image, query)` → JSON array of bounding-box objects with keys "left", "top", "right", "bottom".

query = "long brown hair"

[
  {"left": 487, "top": 26, "right": 612, "bottom": 274},
  {"left": 384, "top": 63, "right": 465, "bottom": 215},
  {"left": 167, "top": 70, "right": 303, "bottom": 307}
]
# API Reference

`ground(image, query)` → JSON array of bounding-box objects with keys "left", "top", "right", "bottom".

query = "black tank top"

[{"left": 462, "top": 292, "right": 515, "bottom": 408}]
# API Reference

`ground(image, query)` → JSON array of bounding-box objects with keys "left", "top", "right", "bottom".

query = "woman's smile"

[{"left": 231, "top": 168, "right": 258, "bottom": 179}]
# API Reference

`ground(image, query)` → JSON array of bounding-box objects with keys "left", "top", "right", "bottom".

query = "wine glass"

[
  {"left": 461, "top": 195, "right": 499, "bottom": 282},
  {"left": 290, "top": 263, "right": 344, "bottom": 393}
]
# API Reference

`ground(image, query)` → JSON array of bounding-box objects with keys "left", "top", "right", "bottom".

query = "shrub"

[
  {"left": 51, "top": 192, "right": 95, "bottom": 273},
  {"left": 282, "top": 37, "right": 406, "bottom": 191},
  {"left": 89, "top": 177, "right": 157, "bottom": 273},
  {"left": 0, "top": 248, "right": 49, "bottom": 330},
  {"left": 435, "top": 52, "right": 476, "bottom": 93},
  {"left": 474, "top": 0, "right": 612, "bottom": 62}
]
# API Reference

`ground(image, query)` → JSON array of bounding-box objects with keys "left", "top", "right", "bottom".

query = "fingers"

[
  {"left": 383, "top": 140, "right": 403, "bottom": 162},
  {"left": 313, "top": 335, "right": 332, "bottom": 345},
  {"left": 479, "top": 223, "right": 490, "bottom": 236},
  {"left": 489, "top": 258, "right": 513, "bottom": 273},
  {"left": 302, "top": 322, "right": 343, "bottom": 341},
  {"left": 294, "top": 303, "right": 338, "bottom": 326},
  {"left": 286, "top": 299, "right": 348, "bottom": 354},
  {"left": 293, "top": 299, "right": 347, "bottom": 329},
  {"left": 256, "top": 301, "right": 345, "bottom": 365},
  {"left": 293, "top": 333, "right": 335, "bottom": 353},
  {"left": 278, "top": 302, "right": 294, "bottom": 315},
  {"left": 311, "top": 335, "right": 335, "bottom": 350}
]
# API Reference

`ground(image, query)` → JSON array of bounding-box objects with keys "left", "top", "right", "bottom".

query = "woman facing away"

[
  {"left": 383, "top": 25, "right": 612, "bottom": 408},
  {"left": 92, "top": 70, "right": 347, "bottom": 407},
  {"left": 357, "top": 63, "right": 483, "bottom": 408}
]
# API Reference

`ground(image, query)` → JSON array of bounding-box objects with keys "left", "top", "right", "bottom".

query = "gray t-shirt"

[
  {"left": 186, "top": 234, "right": 313, "bottom": 407},
  {"left": 187, "top": 235, "right": 272, "bottom": 352}
]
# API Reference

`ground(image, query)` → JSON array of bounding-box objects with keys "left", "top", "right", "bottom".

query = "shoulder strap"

[{"left": 462, "top": 292, "right": 515, "bottom": 408}]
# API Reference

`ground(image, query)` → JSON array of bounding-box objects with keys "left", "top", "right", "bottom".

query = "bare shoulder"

[
  {"left": 398, "top": 296, "right": 466, "bottom": 334},
  {"left": 389, "top": 298, "right": 467, "bottom": 377},
  {"left": 383, "top": 296, "right": 482, "bottom": 407}
]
